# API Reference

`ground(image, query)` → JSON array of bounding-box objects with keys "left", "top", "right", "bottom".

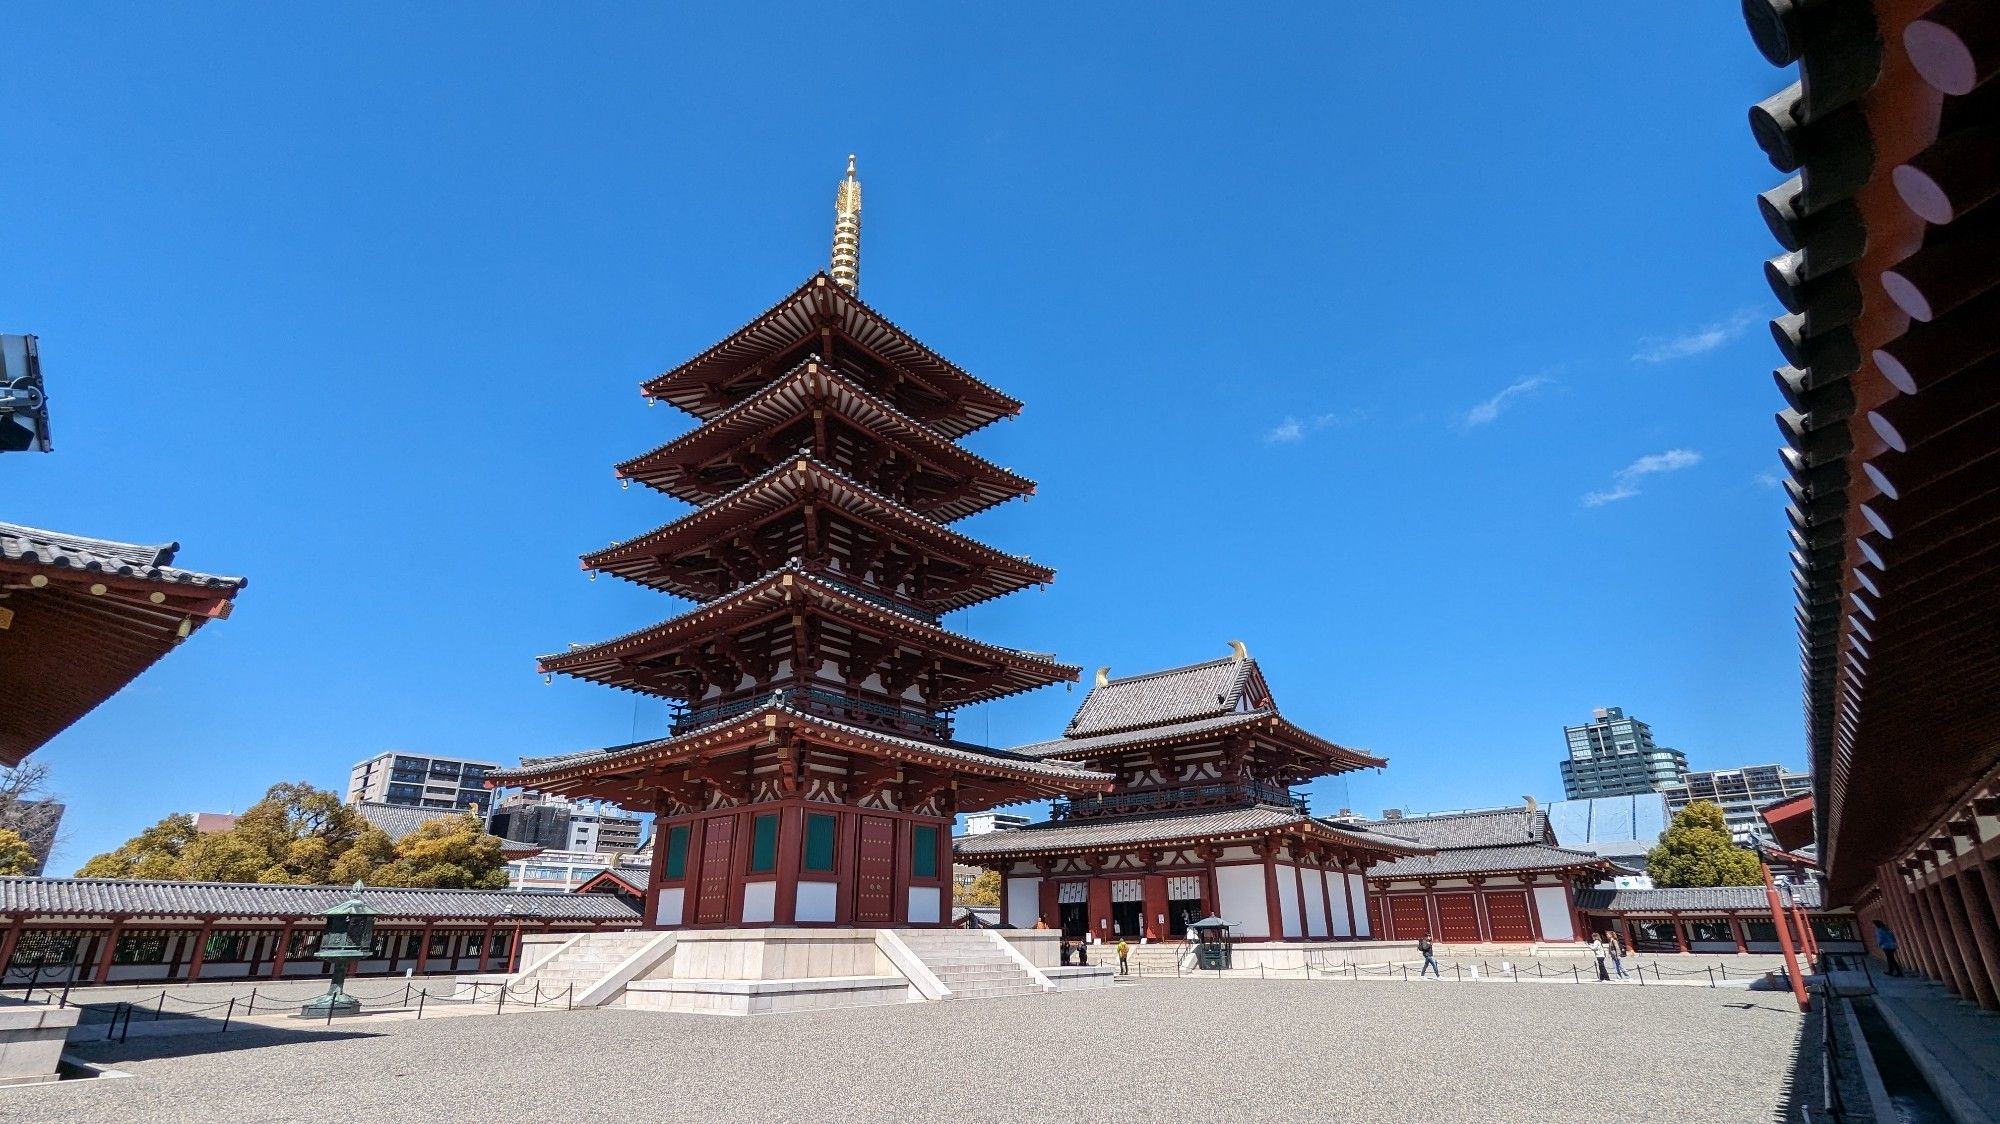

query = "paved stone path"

[{"left": 14, "top": 977, "right": 1810, "bottom": 1123}]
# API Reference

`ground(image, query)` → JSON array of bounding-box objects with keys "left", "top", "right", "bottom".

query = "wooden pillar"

[
  {"left": 833, "top": 810, "right": 861, "bottom": 926},
  {"left": 1731, "top": 916, "right": 1748, "bottom": 954},
  {"left": 0, "top": 916, "right": 23, "bottom": 976},
  {"left": 1291, "top": 860, "right": 1310, "bottom": 940},
  {"left": 1085, "top": 869, "right": 1112, "bottom": 944},
  {"left": 1340, "top": 861, "right": 1359, "bottom": 940},
  {"left": 1143, "top": 873, "right": 1169, "bottom": 940},
  {"left": 1260, "top": 844, "right": 1284, "bottom": 941},
  {"left": 1673, "top": 914, "right": 1689, "bottom": 954},
  {"left": 1960, "top": 816, "right": 2000, "bottom": 938},
  {"left": 1317, "top": 858, "right": 1336, "bottom": 941},
  {"left": 1037, "top": 873, "right": 1059, "bottom": 931},
  {"left": 1947, "top": 860, "right": 2000, "bottom": 1008},
  {"left": 508, "top": 925, "right": 524, "bottom": 972},
  {"left": 185, "top": 918, "right": 220, "bottom": 982},
  {"left": 414, "top": 921, "right": 436, "bottom": 976},
  {"left": 1420, "top": 881, "right": 1439, "bottom": 941},
  {"left": 270, "top": 920, "right": 297, "bottom": 978},
  {"left": 93, "top": 919, "right": 126, "bottom": 985},
  {"left": 645, "top": 798, "right": 671, "bottom": 929},
  {"left": 1914, "top": 863, "right": 1971, "bottom": 997},
  {"left": 1935, "top": 857, "right": 2000, "bottom": 1010},
  {"left": 1888, "top": 864, "right": 1942, "bottom": 979},
  {"left": 774, "top": 804, "right": 803, "bottom": 926},
  {"left": 1469, "top": 879, "right": 1492, "bottom": 943}
]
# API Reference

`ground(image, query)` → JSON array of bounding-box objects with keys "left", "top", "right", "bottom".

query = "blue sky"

[{"left": 4, "top": 5, "right": 1796, "bottom": 873}]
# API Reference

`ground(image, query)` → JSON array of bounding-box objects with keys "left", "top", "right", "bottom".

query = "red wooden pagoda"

[{"left": 489, "top": 159, "right": 1110, "bottom": 931}]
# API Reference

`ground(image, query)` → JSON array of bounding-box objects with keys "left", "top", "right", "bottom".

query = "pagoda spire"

[{"left": 830, "top": 154, "right": 861, "bottom": 294}]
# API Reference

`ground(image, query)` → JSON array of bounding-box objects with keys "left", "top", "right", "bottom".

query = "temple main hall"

[
  {"left": 956, "top": 649, "right": 1431, "bottom": 941},
  {"left": 487, "top": 158, "right": 1112, "bottom": 931}
]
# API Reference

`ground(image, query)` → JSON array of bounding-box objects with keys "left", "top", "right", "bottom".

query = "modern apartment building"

[
  {"left": 1558, "top": 707, "right": 1689, "bottom": 799},
  {"left": 346, "top": 752, "right": 498, "bottom": 816},
  {"left": 1659, "top": 764, "right": 1813, "bottom": 844},
  {"left": 502, "top": 848, "right": 633, "bottom": 892},
  {"left": 487, "top": 791, "right": 642, "bottom": 855},
  {"left": 959, "top": 811, "right": 1030, "bottom": 836}
]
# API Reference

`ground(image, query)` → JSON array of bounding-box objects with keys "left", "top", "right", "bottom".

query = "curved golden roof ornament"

[
  {"left": 1094, "top": 666, "right": 1111, "bottom": 688},
  {"left": 830, "top": 154, "right": 861, "bottom": 294},
  {"left": 1228, "top": 639, "right": 1249, "bottom": 662}
]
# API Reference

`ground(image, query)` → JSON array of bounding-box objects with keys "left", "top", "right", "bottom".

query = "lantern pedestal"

[{"left": 299, "top": 960, "right": 364, "bottom": 1017}]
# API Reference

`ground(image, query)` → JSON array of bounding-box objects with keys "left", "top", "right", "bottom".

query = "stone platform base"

[
  {"left": 1042, "top": 965, "right": 1117, "bottom": 990},
  {"left": 624, "top": 974, "right": 913, "bottom": 1016},
  {"left": 0, "top": 1002, "right": 83, "bottom": 1087}
]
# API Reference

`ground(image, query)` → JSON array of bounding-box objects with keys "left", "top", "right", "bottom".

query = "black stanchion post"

[
  {"left": 222, "top": 997, "right": 235, "bottom": 1033},
  {"left": 1708, "top": 967, "right": 1715, "bottom": 988},
  {"left": 1571, "top": 966, "right": 1579, "bottom": 983},
  {"left": 1455, "top": 965, "right": 1462, "bottom": 982},
  {"left": 418, "top": 991, "right": 427, "bottom": 1020},
  {"left": 496, "top": 984, "right": 506, "bottom": 1014},
  {"left": 249, "top": 987, "right": 258, "bottom": 1013},
  {"left": 155, "top": 991, "right": 167, "bottom": 1021},
  {"left": 325, "top": 995, "right": 335, "bottom": 1026},
  {"left": 1720, "top": 964, "right": 1728, "bottom": 981}
]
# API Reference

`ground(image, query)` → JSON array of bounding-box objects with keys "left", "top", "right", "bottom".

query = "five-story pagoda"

[{"left": 488, "top": 159, "right": 1111, "bottom": 930}]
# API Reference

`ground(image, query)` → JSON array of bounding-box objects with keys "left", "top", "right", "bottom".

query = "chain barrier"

[
  {"left": 59, "top": 977, "right": 580, "bottom": 1036},
  {"left": 1121, "top": 949, "right": 1788, "bottom": 986}
]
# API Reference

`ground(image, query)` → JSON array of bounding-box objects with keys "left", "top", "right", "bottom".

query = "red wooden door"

[
  {"left": 1388, "top": 894, "right": 1430, "bottom": 939},
  {"left": 1485, "top": 891, "right": 1535, "bottom": 942},
  {"left": 1434, "top": 893, "right": 1480, "bottom": 943},
  {"left": 695, "top": 817, "right": 736, "bottom": 924},
  {"left": 854, "top": 815, "right": 896, "bottom": 924}
]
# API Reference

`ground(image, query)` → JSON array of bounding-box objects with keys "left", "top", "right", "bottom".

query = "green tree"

[
  {"left": 77, "top": 812, "right": 202, "bottom": 879},
  {"left": 370, "top": 814, "right": 509, "bottom": 889},
  {"left": 956, "top": 868, "right": 1000, "bottom": 907},
  {"left": 1648, "top": 801, "right": 1763, "bottom": 887},
  {"left": 330, "top": 828, "right": 397, "bottom": 885},
  {"left": 0, "top": 828, "right": 37, "bottom": 876}
]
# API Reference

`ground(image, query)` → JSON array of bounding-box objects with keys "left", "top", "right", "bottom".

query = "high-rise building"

[
  {"left": 1659, "top": 764, "right": 1813, "bottom": 844},
  {"left": 487, "top": 792, "right": 642, "bottom": 855},
  {"left": 959, "top": 812, "right": 1029, "bottom": 836},
  {"left": 1558, "top": 707, "right": 1689, "bottom": 799},
  {"left": 346, "top": 751, "right": 498, "bottom": 816}
]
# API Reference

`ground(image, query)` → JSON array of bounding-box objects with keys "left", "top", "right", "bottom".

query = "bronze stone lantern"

[{"left": 301, "top": 881, "right": 378, "bottom": 1017}]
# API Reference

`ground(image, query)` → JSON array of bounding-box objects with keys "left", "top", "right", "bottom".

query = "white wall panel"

[
  {"left": 1533, "top": 886, "right": 1575, "bottom": 941},
  {"left": 1216, "top": 864, "right": 1269, "bottom": 938},
  {"left": 796, "top": 881, "right": 838, "bottom": 923},
  {"left": 741, "top": 880, "right": 776, "bottom": 925},
  {"left": 1004, "top": 877, "right": 1042, "bottom": 928},
  {"left": 1304, "top": 870, "right": 1330, "bottom": 938},
  {"left": 1347, "top": 874, "right": 1371, "bottom": 937},
  {"left": 908, "top": 886, "right": 942, "bottom": 924},
  {"left": 1328, "top": 871, "right": 1353, "bottom": 937},
  {"left": 656, "top": 887, "right": 685, "bottom": 927},
  {"left": 1275, "top": 864, "right": 1302, "bottom": 939}
]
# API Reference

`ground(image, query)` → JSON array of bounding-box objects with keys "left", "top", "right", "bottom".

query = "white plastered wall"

[
  {"left": 1328, "top": 870, "right": 1353, "bottom": 937},
  {"left": 1533, "top": 886, "right": 1576, "bottom": 941},
  {"left": 1216, "top": 864, "right": 1269, "bottom": 939},
  {"left": 1304, "top": 869, "right": 1330, "bottom": 938},
  {"left": 1347, "top": 873, "right": 1371, "bottom": 937},
  {"left": 1005, "top": 876, "right": 1042, "bottom": 928},
  {"left": 1275, "top": 864, "right": 1302, "bottom": 939}
]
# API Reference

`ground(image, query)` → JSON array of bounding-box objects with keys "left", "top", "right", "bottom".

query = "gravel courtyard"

[{"left": 18, "top": 979, "right": 1809, "bottom": 1124}]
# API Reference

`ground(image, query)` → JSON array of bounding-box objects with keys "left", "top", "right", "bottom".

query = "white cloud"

[
  {"left": 1583, "top": 448, "right": 1702, "bottom": 507},
  {"left": 1460, "top": 376, "right": 1551, "bottom": 429},
  {"left": 1263, "top": 411, "right": 1346, "bottom": 444},
  {"left": 1755, "top": 469, "right": 1784, "bottom": 489},
  {"left": 1632, "top": 311, "right": 1757, "bottom": 363}
]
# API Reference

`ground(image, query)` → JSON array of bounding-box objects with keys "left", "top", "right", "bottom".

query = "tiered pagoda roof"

[{"left": 494, "top": 159, "right": 1097, "bottom": 818}]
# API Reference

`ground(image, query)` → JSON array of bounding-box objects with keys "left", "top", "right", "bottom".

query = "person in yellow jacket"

[{"left": 1116, "top": 937, "right": 1130, "bottom": 976}]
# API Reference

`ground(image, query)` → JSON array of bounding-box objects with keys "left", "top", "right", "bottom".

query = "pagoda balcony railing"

[
  {"left": 672, "top": 685, "right": 950, "bottom": 741},
  {"left": 1050, "top": 783, "right": 1308, "bottom": 822},
  {"left": 812, "top": 573, "right": 938, "bottom": 624}
]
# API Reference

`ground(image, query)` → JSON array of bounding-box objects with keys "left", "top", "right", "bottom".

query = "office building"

[
  {"left": 959, "top": 811, "right": 1030, "bottom": 836},
  {"left": 1659, "top": 764, "right": 1812, "bottom": 845},
  {"left": 1558, "top": 707, "right": 1688, "bottom": 799},
  {"left": 346, "top": 752, "right": 498, "bottom": 816},
  {"left": 487, "top": 792, "right": 642, "bottom": 855}
]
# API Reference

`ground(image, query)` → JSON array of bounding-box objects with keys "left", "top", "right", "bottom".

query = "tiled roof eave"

[
  {"left": 581, "top": 455, "right": 1056, "bottom": 587},
  {"left": 0, "top": 522, "right": 247, "bottom": 591}
]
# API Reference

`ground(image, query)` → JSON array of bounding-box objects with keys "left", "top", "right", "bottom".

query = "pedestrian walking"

[
  {"left": 1116, "top": 937, "right": 1130, "bottom": 976},
  {"left": 1060, "top": 938, "right": 1072, "bottom": 966},
  {"left": 1589, "top": 934, "right": 1610, "bottom": 981},
  {"left": 1418, "top": 934, "right": 1441, "bottom": 978},
  {"left": 1607, "top": 932, "right": 1630, "bottom": 980},
  {"left": 1077, "top": 936, "right": 1090, "bottom": 967},
  {"left": 1873, "top": 920, "right": 1902, "bottom": 977}
]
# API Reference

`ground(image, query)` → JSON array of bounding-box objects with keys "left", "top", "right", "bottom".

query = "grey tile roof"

[
  {"left": 1368, "top": 842, "right": 1610, "bottom": 880},
  {"left": 1013, "top": 710, "right": 1281, "bottom": 759},
  {"left": 489, "top": 700, "right": 1113, "bottom": 788},
  {"left": 579, "top": 865, "right": 651, "bottom": 891},
  {"left": 0, "top": 521, "right": 246, "bottom": 590},
  {"left": 1575, "top": 883, "right": 1826, "bottom": 913},
  {"left": 1064, "top": 657, "right": 1258, "bottom": 738},
  {"left": 0, "top": 878, "right": 641, "bottom": 922},
  {"left": 953, "top": 805, "right": 1432, "bottom": 859},
  {"left": 1361, "top": 808, "right": 1550, "bottom": 849},
  {"left": 354, "top": 802, "right": 471, "bottom": 843}
]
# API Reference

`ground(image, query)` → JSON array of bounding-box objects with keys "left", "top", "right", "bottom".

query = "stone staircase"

[
  {"left": 894, "top": 929, "right": 1052, "bottom": 1001},
  {"left": 1126, "top": 942, "right": 1192, "bottom": 975},
  {"left": 512, "top": 930, "right": 673, "bottom": 1007}
]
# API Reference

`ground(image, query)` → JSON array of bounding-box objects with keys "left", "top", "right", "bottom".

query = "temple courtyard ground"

[{"left": 17, "top": 978, "right": 1811, "bottom": 1123}]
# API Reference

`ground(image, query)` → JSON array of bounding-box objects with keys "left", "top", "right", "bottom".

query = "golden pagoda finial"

[{"left": 830, "top": 154, "right": 862, "bottom": 294}]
